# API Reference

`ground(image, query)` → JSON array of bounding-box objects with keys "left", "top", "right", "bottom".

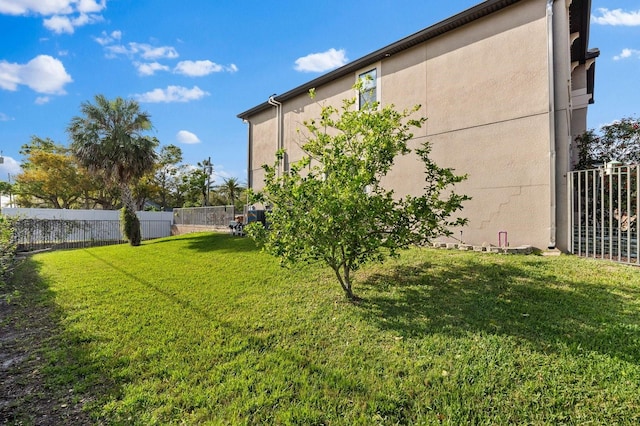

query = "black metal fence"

[{"left": 13, "top": 219, "right": 171, "bottom": 252}]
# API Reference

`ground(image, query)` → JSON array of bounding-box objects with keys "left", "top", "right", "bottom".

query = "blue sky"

[{"left": 1, "top": 0, "right": 639, "bottom": 185}]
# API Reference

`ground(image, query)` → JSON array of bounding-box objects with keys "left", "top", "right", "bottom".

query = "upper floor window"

[{"left": 358, "top": 68, "right": 377, "bottom": 109}]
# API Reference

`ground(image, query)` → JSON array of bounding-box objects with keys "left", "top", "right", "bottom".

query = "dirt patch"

[{"left": 0, "top": 263, "right": 95, "bottom": 425}]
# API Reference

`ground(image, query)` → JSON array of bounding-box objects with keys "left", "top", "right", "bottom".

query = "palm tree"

[
  {"left": 68, "top": 95, "right": 158, "bottom": 246},
  {"left": 216, "top": 177, "right": 245, "bottom": 208}
]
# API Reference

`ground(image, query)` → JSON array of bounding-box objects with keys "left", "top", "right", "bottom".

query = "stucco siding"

[
  {"left": 426, "top": 6, "right": 548, "bottom": 134},
  {"left": 242, "top": 0, "right": 594, "bottom": 250},
  {"left": 387, "top": 112, "right": 551, "bottom": 248},
  {"left": 248, "top": 108, "right": 278, "bottom": 187}
]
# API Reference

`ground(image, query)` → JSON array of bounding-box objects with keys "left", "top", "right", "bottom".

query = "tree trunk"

[{"left": 332, "top": 264, "right": 355, "bottom": 300}]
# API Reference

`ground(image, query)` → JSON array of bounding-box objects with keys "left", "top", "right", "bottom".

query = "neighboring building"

[{"left": 237, "top": 0, "right": 598, "bottom": 251}]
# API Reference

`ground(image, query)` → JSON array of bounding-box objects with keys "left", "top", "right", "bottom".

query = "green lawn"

[{"left": 6, "top": 232, "right": 640, "bottom": 424}]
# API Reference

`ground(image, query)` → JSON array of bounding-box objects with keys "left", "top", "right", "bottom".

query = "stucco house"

[{"left": 237, "top": 0, "right": 598, "bottom": 251}]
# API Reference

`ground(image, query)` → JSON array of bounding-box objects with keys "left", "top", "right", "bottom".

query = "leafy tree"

[
  {"left": 200, "top": 158, "right": 214, "bottom": 206},
  {"left": 215, "top": 177, "right": 245, "bottom": 209},
  {"left": 178, "top": 167, "right": 209, "bottom": 207},
  {"left": 178, "top": 159, "right": 214, "bottom": 207},
  {"left": 575, "top": 117, "right": 640, "bottom": 169},
  {"left": 0, "top": 181, "right": 12, "bottom": 197},
  {"left": 247, "top": 89, "right": 468, "bottom": 300},
  {"left": 68, "top": 95, "right": 159, "bottom": 246},
  {"left": 152, "top": 144, "right": 184, "bottom": 209},
  {"left": 0, "top": 181, "right": 14, "bottom": 208},
  {"left": 14, "top": 137, "right": 93, "bottom": 209},
  {"left": 18, "top": 136, "right": 57, "bottom": 156},
  {"left": 82, "top": 184, "right": 121, "bottom": 210},
  {"left": 0, "top": 215, "right": 18, "bottom": 284}
]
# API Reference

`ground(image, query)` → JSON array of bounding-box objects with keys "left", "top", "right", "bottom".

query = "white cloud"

[
  {"left": 43, "top": 15, "right": 74, "bottom": 33},
  {"left": 0, "top": 112, "right": 13, "bottom": 121},
  {"left": 135, "top": 61, "right": 170, "bottom": 76},
  {"left": 0, "top": 156, "right": 22, "bottom": 183},
  {"left": 0, "top": 55, "right": 72, "bottom": 94},
  {"left": 76, "top": 0, "right": 106, "bottom": 14},
  {"left": 613, "top": 48, "right": 640, "bottom": 60},
  {"left": 592, "top": 8, "right": 640, "bottom": 26},
  {"left": 104, "top": 42, "right": 178, "bottom": 60},
  {"left": 0, "top": 0, "right": 107, "bottom": 33},
  {"left": 0, "top": 0, "right": 73, "bottom": 15},
  {"left": 0, "top": 0, "right": 106, "bottom": 15},
  {"left": 103, "top": 44, "right": 130, "bottom": 57},
  {"left": 173, "top": 60, "right": 238, "bottom": 76},
  {"left": 174, "top": 60, "right": 221, "bottom": 76},
  {"left": 176, "top": 130, "right": 200, "bottom": 144},
  {"left": 210, "top": 166, "right": 232, "bottom": 186},
  {"left": 43, "top": 12, "right": 103, "bottom": 34},
  {"left": 35, "top": 96, "right": 51, "bottom": 105},
  {"left": 131, "top": 42, "right": 178, "bottom": 60},
  {"left": 133, "top": 85, "right": 209, "bottom": 103},
  {"left": 94, "top": 30, "right": 121, "bottom": 46},
  {"left": 294, "top": 48, "right": 348, "bottom": 72}
]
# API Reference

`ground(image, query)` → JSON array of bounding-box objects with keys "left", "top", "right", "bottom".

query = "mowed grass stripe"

[{"left": 16, "top": 232, "right": 640, "bottom": 424}]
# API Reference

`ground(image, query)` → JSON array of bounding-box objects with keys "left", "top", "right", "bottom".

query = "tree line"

[
  {"left": 1, "top": 95, "right": 246, "bottom": 213},
  {"left": 575, "top": 116, "right": 640, "bottom": 169}
]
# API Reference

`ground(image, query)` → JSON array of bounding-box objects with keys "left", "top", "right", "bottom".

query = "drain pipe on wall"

[
  {"left": 268, "top": 95, "right": 283, "bottom": 177},
  {"left": 243, "top": 118, "right": 252, "bottom": 192},
  {"left": 546, "top": 0, "right": 557, "bottom": 249}
]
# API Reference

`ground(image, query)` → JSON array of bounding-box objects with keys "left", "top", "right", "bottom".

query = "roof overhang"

[
  {"left": 238, "top": 0, "right": 599, "bottom": 118},
  {"left": 569, "top": 0, "right": 599, "bottom": 103},
  {"left": 237, "top": 0, "right": 522, "bottom": 120}
]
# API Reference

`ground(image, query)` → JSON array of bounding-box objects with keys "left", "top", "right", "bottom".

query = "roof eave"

[{"left": 237, "top": 0, "right": 522, "bottom": 120}]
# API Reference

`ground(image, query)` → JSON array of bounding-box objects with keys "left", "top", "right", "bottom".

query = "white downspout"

[
  {"left": 546, "top": 0, "right": 557, "bottom": 249},
  {"left": 243, "top": 118, "right": 251, "bottom": 191},
  {"left": 268, "top": 95, "right": 283, "bottom": 177}
]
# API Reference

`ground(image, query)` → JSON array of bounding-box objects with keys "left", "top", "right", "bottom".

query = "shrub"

[
  {"left": 120, "top": 207, "right": 141, "bottom": 246},
  {"left": 0, "top": 215, "right": 18, "bottom": 285}
]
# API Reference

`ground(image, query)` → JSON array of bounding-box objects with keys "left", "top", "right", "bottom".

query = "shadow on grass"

[
  {"left": 357, "top": 255, "right": 640, "bottom": 363},
  {"left": 146, "top": 232, "right": 259, "bottom": 255},
  {"left": 0, "top": 258, "right": 119, "bottom": 424},
  {"left": 83, "top": 249, "right": 221, "bottom": 323}
]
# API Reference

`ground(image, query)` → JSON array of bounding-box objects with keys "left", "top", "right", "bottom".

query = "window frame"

[{"left": 355, "top": 64, "right": 380, "bottom": 110}]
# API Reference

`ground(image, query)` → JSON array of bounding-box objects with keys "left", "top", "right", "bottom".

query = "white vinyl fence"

[{"left": 3, "top": 208, "right": 173, "bottom": 251}]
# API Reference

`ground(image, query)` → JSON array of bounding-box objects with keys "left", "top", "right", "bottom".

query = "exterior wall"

[
  {"left": 390, "top": 0, "right": 553, "bottom": 248},
  {"left": 552, "top": 0, "right": 573, "bottom": 252},
  {"left": 248, "top": 108, "right": 278, "bottom": 189},
  {"left": 245, "top": 0, "right": 586, "bottom": 250}
]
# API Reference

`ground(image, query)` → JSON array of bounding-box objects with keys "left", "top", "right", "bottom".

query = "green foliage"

[
  {"left": 68, "top": 95, "right": 158, "bottom": 241},
  {"left": 9, "top": 233, "right": 640, "bottom": 424},
  {"left": 68, "top": 95, "right": 158, "bottom": 187},
  {"left": 179, "top": 167, "right": 208, "bottom": 207},
  {"left": 575, "top": 116, "right": 640, "bottom": 169},
  {"left": 119, "top": 207, "right": 141, "bottom": 246},
  {"left": 0, "top": 215, "right": 18, "bottom": 285},
  {"left": 14, "top": 137, "right": 93, "bottom": 209},
  {"left": 0, "top": 181, "right": 13, "bottom": 197},
  {"left": 248, "top": 91, "right": 468, "bottom": 299},
  {"left": 215, "top": 177, "right": 246, "bottom": 210},
  {"left": 150, "top": 144, "right": 184, "bottom": 209}
]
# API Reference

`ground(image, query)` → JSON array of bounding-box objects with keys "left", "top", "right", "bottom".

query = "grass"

[{"left": 4, "top": 232, "right": 640, "bottom": 424}]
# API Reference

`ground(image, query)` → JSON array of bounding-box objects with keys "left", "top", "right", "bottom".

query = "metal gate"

[{"left": 568, "top": 164, "right": 638, "bottom": 264}]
